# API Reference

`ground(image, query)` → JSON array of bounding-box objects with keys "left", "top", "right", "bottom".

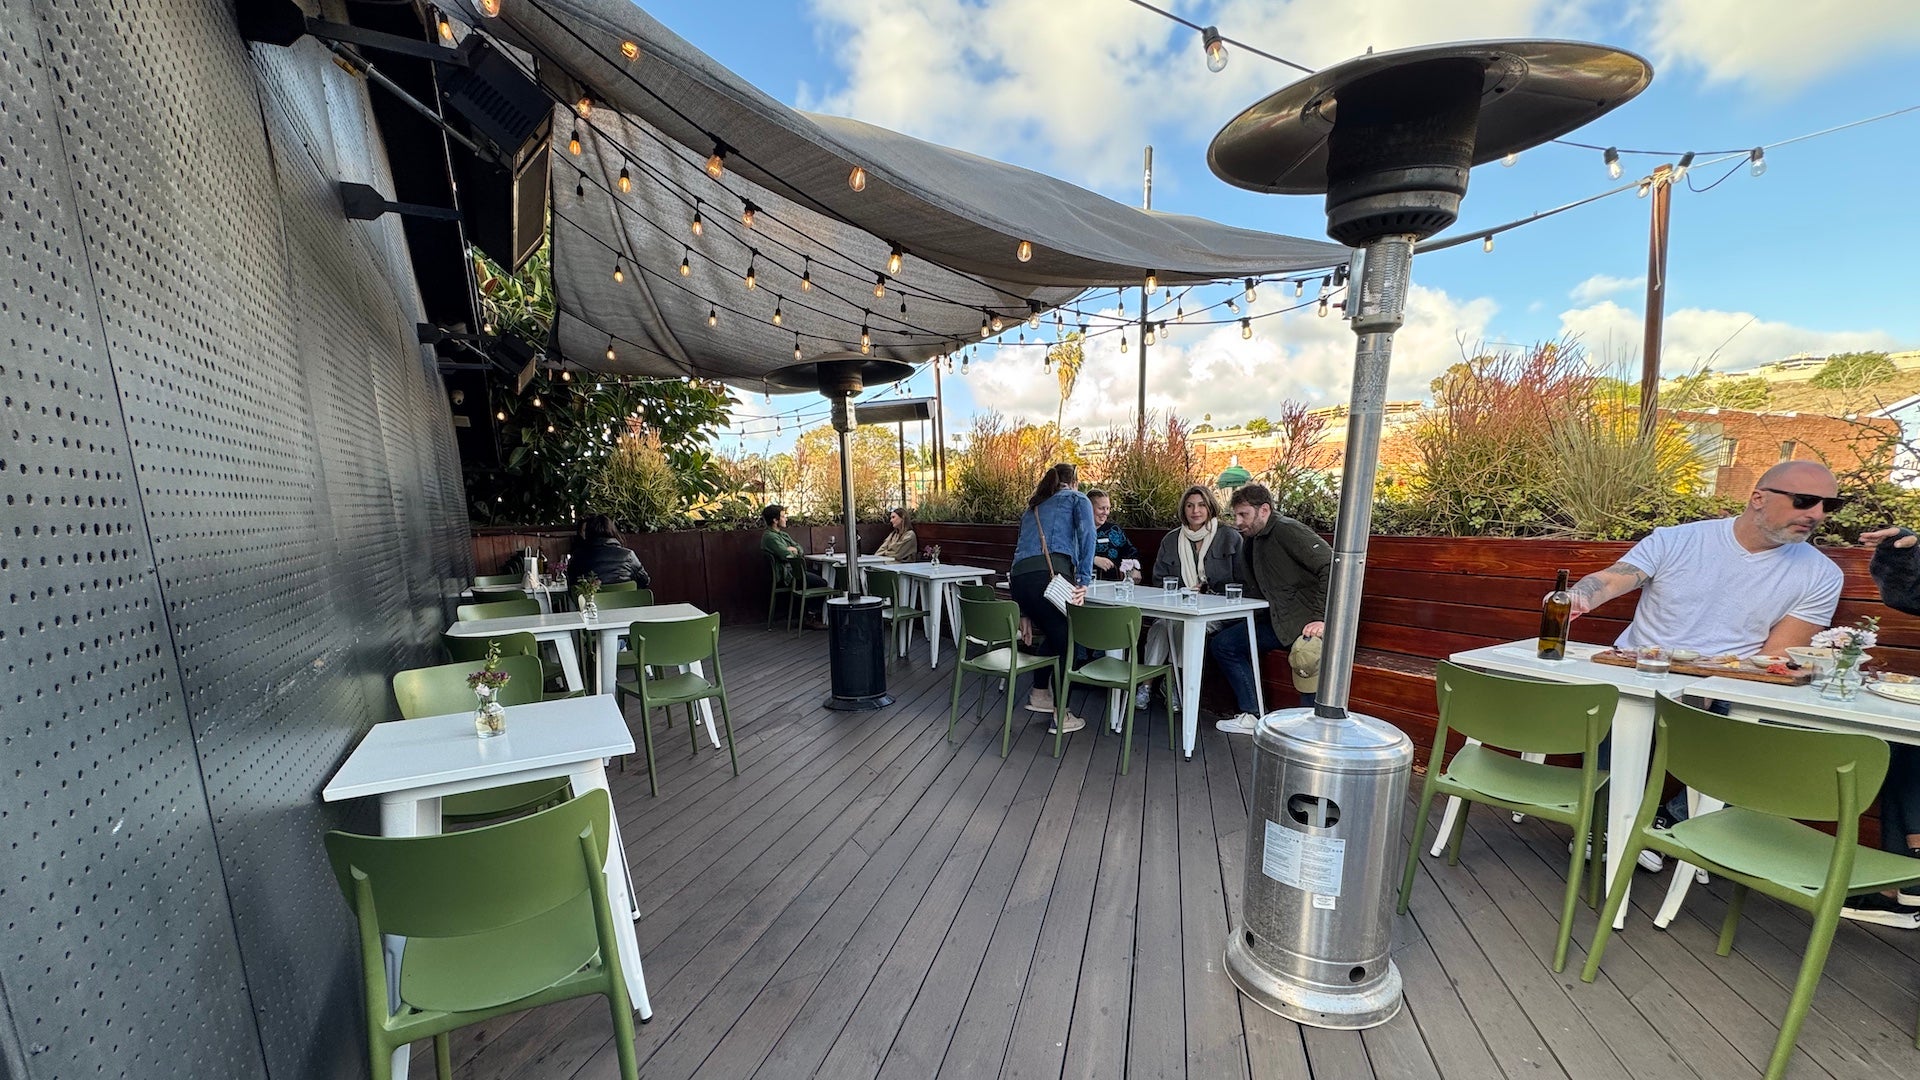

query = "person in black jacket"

[
  {"left": 568, "top": 514, "right": 649, "bottom": 589},
  {"left": 1853, "top": 525, "right": 1920, "bottom": 922}
]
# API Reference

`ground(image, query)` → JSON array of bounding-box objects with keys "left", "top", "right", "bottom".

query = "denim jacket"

[{"left": 1011, "top": 490, "right": 1096, "bottom": 586}]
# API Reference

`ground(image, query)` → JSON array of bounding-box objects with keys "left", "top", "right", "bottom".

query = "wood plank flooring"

[{"left": 412, "top": 626, "right": 1920, "bottom": 1079}]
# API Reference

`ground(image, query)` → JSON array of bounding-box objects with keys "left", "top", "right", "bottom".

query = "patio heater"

[
  {"left": 766, "top": 356, "right": 915, "bottom": 710},
  {"left": 1207, "top": 40, "right": 1651, "bottom": 1028}
]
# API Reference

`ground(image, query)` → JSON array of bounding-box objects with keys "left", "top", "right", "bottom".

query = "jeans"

[
  {"left": 1210, "top": 619, "right": 1286, "bottom": 715},
  {"left": 1010, "top": 569, "right": 1069, "bottom": 691},
  {"left": 1600, "top": 699, "right": 1732, "bottom": 823},
  {"left": 1881, "top": 742, "right": 1920, "bottom": 854}
]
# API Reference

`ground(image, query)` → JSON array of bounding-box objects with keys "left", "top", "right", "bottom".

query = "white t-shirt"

[{"left": 1613, "top": 518, "right": 1843, "bottom": 656}]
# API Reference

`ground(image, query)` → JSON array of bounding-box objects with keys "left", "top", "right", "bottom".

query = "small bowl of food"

[
  {"left": 1785, "top": 646, "right": 1832, "bottom": 669},
  {"left": 1745, "top": 654, "right": 1788, "bottom": 669},
  {"left": 1669, "top": 649, "right": 1701, "bottom": 663}
]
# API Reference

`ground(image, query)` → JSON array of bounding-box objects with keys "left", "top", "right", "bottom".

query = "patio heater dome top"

[
  {"left": 1208, "top": 39, "right": 1652, "bottom": 198},
  {"left": 763, "top": 355, "right": 915, "bottom": 395},
  {"left": 1216, "top": 464, "right": 1253, "bottom": 488}
]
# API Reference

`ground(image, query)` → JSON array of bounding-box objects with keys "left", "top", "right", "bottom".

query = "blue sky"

[{"left": 640, "top": 1, "right": 1920, "bottom": 452}]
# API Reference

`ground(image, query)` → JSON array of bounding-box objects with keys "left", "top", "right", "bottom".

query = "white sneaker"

[
  {"left": 1048, "top": 712, "right": 1087, "bottom": 735},
  {"left": 1025, "top": 688, "right": 1053, "bottom": 714},
  {"left": 1135, "top": 684, "right": 1153, "bottom": 710},
  {"left": 1637, "top": 849, "right": 1665, "bottom": 873},
  {"left": 1215, "top": 713, "right": 1260, "bottom": 735}
]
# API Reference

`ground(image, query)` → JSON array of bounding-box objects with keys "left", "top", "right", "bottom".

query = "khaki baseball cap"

[{"left": 1289, "top": 634, "right": 1324, "bottom": 693}]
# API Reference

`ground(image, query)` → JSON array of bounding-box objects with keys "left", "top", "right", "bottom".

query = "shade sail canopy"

[{"left": 462, "top": 0, "right": 1348, "bottom": 385}]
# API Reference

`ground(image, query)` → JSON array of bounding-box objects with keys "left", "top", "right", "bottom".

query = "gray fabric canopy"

[{"left": 465, "top": 0, "right": 1348, "bottom": 385}]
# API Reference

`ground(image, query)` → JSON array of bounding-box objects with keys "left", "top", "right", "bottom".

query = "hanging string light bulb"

[
  {"left": 1604, "top": 146, "right": 1622, "bottom": 179},
  {"left": 435, "top": 8, "right": 454, "bottom": 41},
  {"left": 845, "top": 165, "right": 870, "bottom": 193},
  {"left": 1638, "top": 178, "right": 1653, "bottom": 197},
  {"left": 532, "top": 395, "right": 543, "bottom": 407},
  {"left": 1198, "top": 25, "right": 1231, "bottom": 72},
  {"left": 574, "top": 95, "right": 593, "bottom": 119},
  {"left": 793, "top": 334, "right": 802, "bottom": 362},
  {"left": 1240, "top": 318, "right": 1253, "bottom": 340},
  {"left": 961, "top": 351, "right": 969, "bottom": 373},
  {"left": 1028, "top": 303, "right": 1041, "bottom": 330},
  {"left": 1143, "top": 323, "right": 1156, "bottom": 346},
  {"left": 1502, "top": 151, "right": 1518, "bottom": 167},
  {"left": 1294, "top": 279, "right": 1305, "bottom": 298},
  {"left": 620, "top": 40, "right": 639, "bottom": 60},
  {"left": 1244, "top": 278, "right": 1258, "bottom": 303},
  {"left": 860, "top": 313, "right": 872, "bottom": 354},
  {"left": 679, "top": 248, "right": 692, "bottom": 277},
  {"left": 1482, "top": 235, "right": 1494, "bottom": 253},
  {"left": 617, "top": 166, "right": 631, "bottom": 193},
  {"left": 744, "top": 251, "right": 758, "bottom": 290},
  {"left": 980, "top": 313, "right": 991, "bottom": 339},
  {"left": 800, "top": 257, "right": 813, "bottom": 291},
  {"left": 873, "top": 273, "right": 887, "bottom": 299},
  {"left": 479, "top": 0, "right": 500, "bottom": 17},
  {"left": 496, "top": 409, "right": 507, "bottom": 420},
  {"left": 575, "top": 178, "right": 584, "bottom": 198},
  {"left": 568, "top": 127, "right": 582, "bottom": 155},
  {"left": 605, "top": 339, "right": 616, "bottom": 361},
  {"left": 1120, "top": 333, "right": 1128, "bottom": 354},
  {"left": 990, "top": 313, "right": 1005, "bottom": 333},
  {"left": 705, "top": 143, "right": 728, "bottom": 178},
  {"left": 708, "top": 306, "right": 718, "bottom": 327},
  {"left": 560, "top": 368, "right": 571, "bottom": 382},
  {"left": 740, "top": 201, "right": 757, "bottom": 228},
  {"left": 771, "top": 297, "right": 784, "bottom": 325},
  {"left": 1016, "top": 239, "right": 1033, "bottom": 263},
  {"left": 1317, "top": 296, "right": 1330, "bottom": 318},
  {"left": 690, "top": 202, "right": 704, "bottom": 236},
  {"left": 1749, "top": 147, "right": 1766, "bottom": 177},
  {"left": 1226, "top": 298, "right": 1240, "bottom": 315},
  {"left": 547, "top": 423, "right": 555, "bottom": 433},
  {"left": 1144, "top": 270, "right": 1159, "bottom": 292},
  {"left": 887, "top": 245, "right": 904, "bottom": 275},
  {"left": 612, "top": 258, "right": 624, "bottom": 283},
  {"left": 1674, "top": 150, "right": 1696, "bottom": 180},
  {"left": 1175, "top": 304, "right": 1185, "bottom": 323}
]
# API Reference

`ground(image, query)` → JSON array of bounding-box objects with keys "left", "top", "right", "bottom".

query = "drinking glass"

[
  {"left": 1224, "top": 584, "right": 1244, "bottom": 603},
  {"left": 1635, "top": 647, "right": 1669, "bottom": 680},
  {"left": 1163, "top": 578, "right": 1180, "bottom": 601},
  {"left": 1180, "top": 588, "right": 1199, "bottom": 610},
  {"left": 1115, "top": 579, "right": 1133, "bottom": 602}
]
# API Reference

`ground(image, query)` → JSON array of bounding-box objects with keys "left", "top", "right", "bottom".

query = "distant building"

[
  {"left": 1666, "top": 407, "right": 1899, "bottom": 493},
  {"left": 1870, "top": 392, "right": 1920, "bottom": 486}
]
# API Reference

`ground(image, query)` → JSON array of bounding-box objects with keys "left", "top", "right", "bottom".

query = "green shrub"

[
  {"left": 1089, "top": 412, "right": 1195, "bottom": 529},
  {"left": 590, "top": 433, "right": 684, "bottom": 531},
  {"left": 952, "top": 412, "right": 1071, "bottom": 523}
]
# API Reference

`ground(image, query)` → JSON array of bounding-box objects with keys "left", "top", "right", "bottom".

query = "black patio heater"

[
  {"left": 1207, "top": 41, "right": 1651, "bottom": 1028},
  {"left": 766, "top": 355, "right": 914, "bottom": 710}
]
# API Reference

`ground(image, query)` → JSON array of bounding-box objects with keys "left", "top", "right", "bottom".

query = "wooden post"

[{"left": 1638, "top": 164, "right": 1674, "bottom": 438}]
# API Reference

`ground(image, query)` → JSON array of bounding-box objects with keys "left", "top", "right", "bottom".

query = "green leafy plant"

[
  {"left": 590, "top": 432, "right": 685, "bottom": 530},
  {"left": 1809, "top": 351, "right": 1895, "bottom": 390},
  {"left": 950, "top": 412, "right": 1074, "bottom": 523},
  {"left": 1089, "top": 411, "right": 1195, "bottom": 529},
  {"left": 466, "top": 639, "right": 512, "bottom": 692}
]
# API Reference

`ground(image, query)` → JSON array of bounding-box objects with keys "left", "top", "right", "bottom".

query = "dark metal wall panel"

[
  {"left": 1, "top": 2, "right": 476, "bottom": 1078},
  {"left": 0, "top": 1, "right": 268, "bottom": 1077}
]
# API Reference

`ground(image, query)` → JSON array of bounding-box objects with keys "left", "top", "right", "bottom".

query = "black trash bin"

[{"left": 824, "top": 595, "right": 892, "bottom": 710}]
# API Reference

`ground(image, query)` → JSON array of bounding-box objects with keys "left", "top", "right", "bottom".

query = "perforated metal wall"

[{"left": 0, "top": 2, "right": 471, "bottom": 1078}]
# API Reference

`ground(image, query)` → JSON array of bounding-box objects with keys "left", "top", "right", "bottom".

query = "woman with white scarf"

[{"left": 1136, "top": 486, "right": 1244, "bottom": 707}]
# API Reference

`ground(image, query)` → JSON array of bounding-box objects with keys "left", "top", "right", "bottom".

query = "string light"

[
  {"left": 1482, "top": 235, "right": 1494, "bottom": 253},
  {"left": 547, "top": 423, "right": 555, "bottom": 433},
  {"left": 496, "top": 409, "right": 507, "bottom": 420},
  {"left": 1226, "top": 299, "right": 1239, "bottom": 315},
  {"left": 1120, "top": 333, "right": 1128, "bottom": 354},
  {"left": 741, "top": 201, "right": 757, "bottom": 228},
  {"left": 744, "top": 251, "right": 757, "bottom": 290},
  {"left": 980, "top": 314, "right": 991, "bottom": 339},
  {"left": 961, "top": 352, "right": 969, "bottom": 373},
  {"left": 1501, "top": 152, "right": 1518, "bottom": 167},
  {"left": 531, "top": 395, "right": 542, "bottom": 407},
  {"left": 708, "top": 306, "right": 718, "bottom": 327},
  {"left": 560, "top": 369, "right": 571, "bottom": 382},
  {"left": 435, "top": 8, "right": 454, "bottom": 41},
  {"left": 620, "top": 40, "right": 639, "bottom": 60},
  {"left": 1674, "top": 150, "right": 1695, "bottom": 180},
  {"left": 605, "top": 339, "right": 616, "bottom": 360},
  {"left": 793, "top": 334, "right": 802, "bottom": 361},
  {"left": 1243, "top": 278, "right": 1257, "bottom": 303},
  {"left": 1604, "top": 146, "right": 1622, "bottom": 179},
  {"left": 617, "top": 166, "right": 631, "bottom": 193},
  {"left": 574, "top": 96, "right": 593, "bottom": 119},
  {"left": 1240, "top": 318, "right": 1253, "bottom": 340},
  {"left": 1201, "top": 26, "right": 1228, "bottom": 72},
  {"left": 990, "top": 314, "right": 1005, "bottom": 333},
  {"left": 1637, "top": 178, "right": 1652, "bottom": 198},
  {"left": 848, "top": 165, "right": 867, "bottom": 192},
  {"left": 691, "top": 203, "right": 704, "bottom": 236},
  {"left": 1294, "top": 280, "right": 1305, "bottom": 298},
  {"left": 568, "top": 127, "right": 582, "bottom": 155},
  {"left": 479, "top": 0, "right": 500, "bottom": 16},
  {"left": 575, "top": 178, "right": 584, "bottom": 198},
  {"left": 1016, "top": 240, "right": 1033, "bottom": 262},
  {"left": 1143, "top": 323, "right": 1156, "bottom": 346},
  {"left": 1317, "top": 296, "right": 1330, "bottom": 317},
  {"left": 612, "top": 258, "right": 624, "bottom": 282},
  {"left": 873, "top": 273, "right": 887, "bottom": 299},
  {"left": 800, "top": 258, "right": 812, "bottom": 291},
  {"left": 860, "top": 314, "right": 872, "bottom": 354},
  {"left": 705, "top": 143, "right": 727, "bottom": 178},
  {"left": 1175, "top": 305, "right": 1185, "bottom": 322},
  {"left": 771, "top": 297, "right": 784, "bottom": 325},
  {"left": 1144, "top": 270, "right": 1159, "bottom": 292},
  {"left": 1749, "top": 147, "right": 1766, "bottom": 177},
  {"left": 887, "top": 245, "right": 904, "bottom": 275},
  {"left": 679, "top": 248, "right": 691, "bottom": 276},
  {"left": 1027, "top": 305, "right": 1041, "bottom": 330}
]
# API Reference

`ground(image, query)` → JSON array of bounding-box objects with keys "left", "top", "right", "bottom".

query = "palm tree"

[{"left": 1049, "top": 332, "right": 1085, "bottom": 429}]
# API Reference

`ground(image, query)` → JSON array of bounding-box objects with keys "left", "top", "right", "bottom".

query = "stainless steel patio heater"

[
  {"left": 1207, "top": 40, "right": 1651, "bottom": 1028},
  {"left": 766, "top": 356, "right": 914, "bottom": 710}
]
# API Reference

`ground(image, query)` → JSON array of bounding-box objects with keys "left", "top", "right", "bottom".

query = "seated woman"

[
  {"left": 1136, "top": 485, "right": 1244, "bottom": 707},
  {"left": 1087, "top": 488, "right": 1140, "bottom": 581},
  {"left": 873, "top": 507, "right": 917, "bottom": 561},
  {"left": 567, "top": 514, "right": 649, "bottom": 589}
]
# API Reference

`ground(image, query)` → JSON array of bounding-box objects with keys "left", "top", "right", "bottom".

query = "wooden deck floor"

[{"left": 415, "top": 626, "right": 1920, "bottom": 1080}]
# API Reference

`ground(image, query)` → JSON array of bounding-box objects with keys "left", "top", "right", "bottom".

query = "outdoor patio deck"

[{"left": 416, "top": 626, "right": 1920, "bottom": 1080}]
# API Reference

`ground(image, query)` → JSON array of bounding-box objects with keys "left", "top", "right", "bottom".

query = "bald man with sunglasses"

[{"left": 1567, "top": 460, "right": 1846, "bottom": 658}]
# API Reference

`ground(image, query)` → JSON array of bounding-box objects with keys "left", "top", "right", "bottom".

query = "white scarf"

[{"left": 1177, "top": 519, "right": 1217, "bottom": 589}]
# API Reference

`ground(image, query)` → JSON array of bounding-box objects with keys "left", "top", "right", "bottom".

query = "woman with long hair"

[
  {"left": 1136, "top": 485, "right": 1243, "bottom": 706},
  {"left": 874, "top": 507, "right": 917, "bottom": 561},
  {"left": 1009, "top": 462, "right": 1096, "bottom": 732},
  {"left": 567, "top": 513, "right": 649, "bottom": 588}
]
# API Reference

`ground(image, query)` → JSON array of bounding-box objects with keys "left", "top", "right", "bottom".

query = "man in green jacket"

[
  {"left": 763, "top": 504, "right": 828, "bottom": 630},
  {"left": 1209, "top": 483, "right": 1332, "bottom": 733}
]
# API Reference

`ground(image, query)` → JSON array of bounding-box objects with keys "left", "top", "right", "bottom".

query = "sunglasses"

[{"left": 1758, "top": 487, "right": 1848, "bottom": 513}]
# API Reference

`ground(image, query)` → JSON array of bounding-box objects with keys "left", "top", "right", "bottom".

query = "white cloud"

[
  {"left": 1627, "top": 0, "right": 1920, "bottom": 92},
  {"left": 1569, "top": 273, "right": 1646, "bottom": 304},
  {"left": 1556, "top": 300, "right": 1903, "bottom": 375}
]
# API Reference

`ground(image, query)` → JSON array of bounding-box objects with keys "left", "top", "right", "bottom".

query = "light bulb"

[
  {"left": 744, "top": 259, "right": 757, "bottom": 290},
  {"left": 1078, "top": 323, "right": 1087, "bottom": 336},
  {"left": 1317, "top": 296, "right": 1329, "bottom": 318},
  {"left": 605, "top": 343, "right": 615, "bottom": 360},
  {"left": 800, "top": 263, "right": 812, "bottom": 291},
  {"left": 575, "top": 179, "right": 584, "bottom": 198},
  {"left": 617, "top": 167, "right": 630, "bottom": 193},
  {"left": 741, "top": 202, "right": 756, "bottom": 228},
  {"left": 1028, "top": 310, "right": 1040, "bottom": 330},
  {"left": 887, "top": 245, "right": 903, "bottom": 275},
  {"left": 961, "top": 353, "right": 969, "bottom": 373},
  {"left": 1143, "top": 325, "right": 1156, "bottom": 346},
  {"left": 990, "top": 314, "right": 1004, "bottom": 333},
  {"left": 1201, "top": 27, "right": 1228, "bottom": 73},
  {"left": 436, "top": 11, "right": 454, "bottom": 41},
  {"left": 547, "top": 424, "right": 555, "bottom": 433},
  {"left": 1175, "top": 306, "right": 1184, "bottom": 323},
  {"left": 848, "top": 165, "right": 867, "bottom": 192},
  {"left": 1637, "top": 179, "right": 1651, "bottom": 198},
  {"left": 575, "top": 96, "right": 592, "bottom": 118},
  {"left": 1226, "top": 299, "right": 1239, "bottom": 315},
  {"left": 1501, "top": 151, "right": 1518, "bottom": 167},
  {"left": 980, "top": 315, "right": 991, "bottom": 339},
  {"left": 1144, "top": 270, "right": 1158, "bottom": 292},
  {"left": 772, "top": 300, "right": 783, "bottom": 325},
  {"left": 1749, "top": 147, "right": 1766, "bottom": 177},
  {"left": 532, "top": 395, "right": 542, "bottom": 407},
  {"left": 873, "top": 273, "right": 886, "bottom": 298},
  {"left": 1675, "top": 150, "right": 1695, "bottom": 180},
  {"left": 708, "top": 307, "right": 718, "bottom": 327},
  {"left": 612, "top": 260, "right": 624, "bottom": 282},
  {"left": 679, "top": 249, "right": 691, "bottom": 276},
  {"left": 1240, "top": 318, "right": 1252, "bottom": 340},
  {"left": 496, "top": 410, "right": 506, "bottom": 420},
  {"left": 690, "top": 206, "right": 703, "bottom": 236},
  {"left": 479, "top": 0, "right": 500, "bottom": 15},
  {"left": 860, "top": 324, "right": 872, "bottom": 353},
  {"left": 1120, "top": 334, "right": 1128, "bottom": 354},
  {"left": 620, "top": 40, "right": 639, "bottom": 61},
  {"left": 568, "top": 128, "right": 581, "bottom": 156},
  {"left": 1604, "top": 147, "right": 1621, "bottom": 180},
  {"left": 1294, "top": 279, "right": 1305, "bottom": 298},
  {"left": 1244, "top": 278, "right": 1257, "bottom": 303},
  {"left": 706, "top": 146, "right": 726, "bottom": 178},
  {"left": 560, "top": 369, "right": 571, "bottom": 382},
  {"left": 1482, "top": 235, "right": 1494, "bottom": 253},
  {"left": 1016, "top": 239, "right": 1033, "bottom": 263},
  {"left": 794, "top": 337, "right": 802, "bottom": 361}
]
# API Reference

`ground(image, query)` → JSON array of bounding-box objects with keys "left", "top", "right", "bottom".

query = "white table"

[
  {"left": 1448, "top": 640, "right": 1699, "bottom": 930},
  {"left": 1648, "top": 676, "right": 1920, "bottom": 927},
  {"left": 805, "top": 552, "right": 890, "bottom": 592},
  {"left": 1083, "top": 581, "right": 1270, "bottom": 760},
  {"left": 889, "top": 562, "right": 994, "bottom": 667},
  {"left": 447, "top": 605, "right": 721, "bottom": 747},
  {"left": 322, "top": 696, "right": 650, "bottom": 1080}
]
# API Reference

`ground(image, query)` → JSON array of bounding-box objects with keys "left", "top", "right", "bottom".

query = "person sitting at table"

[
  {"left": 1566, "top": 460, "right": 1846, "bottom": 871},
  {"left": 1132, "top": 485, "right": 1244, "bottom": 709},
  {"left": 1841, "top": 523, "right": 1920, "bottom": 927},
  {"left": 762, "top": 504, "right": 828, "bottom": 630},
  {"left": 1087, "top": 489, "right": 1140, "bottom": 582},
  {"left": 567, "top": 514, "right": 649, "bottom": 589},
  {"left": 1009, "top": 462, "right": 1094, "bottom": 733},
  {"left": 874, "top": 507, "right": 917, "bottom": 561},
  {"left": 1209, "top": 483, "right": 1331, "bottom": 734}
]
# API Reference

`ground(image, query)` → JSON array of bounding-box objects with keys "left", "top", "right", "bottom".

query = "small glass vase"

[
  {"left": 929, "top": 550, "right": 940, "bottom": 567},
  {"left": 581, "top": 596, "right": 599, "bottom": 621},
  {"left": 1819, "top": 657, "right": 1862, "bottom": 702},
  {"left": 474, "top": 686, "right": 507, "bottom": 738}
]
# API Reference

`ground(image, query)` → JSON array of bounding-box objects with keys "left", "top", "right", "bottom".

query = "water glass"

[
  {"left": 1163, "top": 578, "right": 1180, "bottom": 600},
  {"left": 1224, "top": 584, "right": 1243, "bottom": 603},
  {"left": 1115, "top": 579, "right": 1133, "bottom": 602},
  {"left": 1635, "top": 648, "right": 1669, "bottom": 679},
  {"left": 1180, "top": 588, "right": 1199, "bottom": 610}
]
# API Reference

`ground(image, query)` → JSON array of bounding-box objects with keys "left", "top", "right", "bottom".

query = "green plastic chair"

[
  {"left": 866, "top": 568, "right": 929, "bottom": 663},
  {"left": 474, "top": 573, "right": 521, "bottom": 586},
  {"left": 324, "top": 789, "right": 637, "bottom": 1080},
  {"left": 601, "top": 580, "right": 640, "bottom": 593},
  {"left": 594, "top": 591, "right": 657, "bottom": 687},
  {"left": 456, "top": 598, "right": 540, "bottom": 622},
  {"left": 950, "top": 598, "right": 1055, "bottom": 758},
  {"left": 468, "top": 587, "right": 530, "bottom": 602},
  {"left": 1399, "top": 662, "right": 1616, "bottom": 972},
  {"left": 393, "top": 656, "right": 572, "bottom": 824},
  {"left": 765, "top": 553, "right": 837, "bottom": 633},
  {"left": 1055, "top": 604, "right": 1171, "bottom": 773},
  {"left": 613, "top": 613, "right": 737, "bottom": 797},
  {"left": 956, "top": 583, "right": 998, "bottom": 603},
  {"left": 443, "top": 631, "right": 538, "bottom": 663},
  {"left": 1582, "top": 695, "right": 1920, "bottom": 1079}
]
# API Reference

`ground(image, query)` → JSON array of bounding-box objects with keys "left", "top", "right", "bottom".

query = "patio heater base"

[{"left": 824, "top": 596, "right": 892, "bottom": 710}]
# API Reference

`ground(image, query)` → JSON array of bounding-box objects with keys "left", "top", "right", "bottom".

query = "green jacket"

[
  {"left": 1238, "top": 512, "right": 1333, "bottom": 643},
  {"left": 762, "top": 528, "right": 803, "bottom": 581}
]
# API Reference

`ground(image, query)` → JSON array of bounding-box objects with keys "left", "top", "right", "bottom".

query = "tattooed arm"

[{"left": 1565, "top": 561, "right": 1649, "bottom": 617}]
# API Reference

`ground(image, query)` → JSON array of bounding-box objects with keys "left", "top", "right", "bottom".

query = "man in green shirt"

[
  {"left": 763, "top": 504, "right": 828, "bottom": 629},
  {"left": 1208, "top": 483, "right": 1332, "bottom": 732}
]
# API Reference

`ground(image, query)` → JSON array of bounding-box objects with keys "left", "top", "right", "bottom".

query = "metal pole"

[
  {"left": 1137, "top": 146, "right": 1153, "bottom": 440},
  {"left": 831, "top": 391, "right": 862, "bottom": 599},
  {"left": 897, "top": 421, "right": 908, "bottom": 509},
  {"left": 1638, "top": 163, "right": 1674, "bottom": 438},
  {"left": 1315, "top": 235, "right": 1414, "bottom": 718},
  {"left": 932, "top": 361, "right": 948, "bottom": 490}
]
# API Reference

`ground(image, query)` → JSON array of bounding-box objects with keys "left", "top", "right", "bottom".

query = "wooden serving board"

[{"left": 1589, "top": 649, "right": 1813, "bottom": 685}]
